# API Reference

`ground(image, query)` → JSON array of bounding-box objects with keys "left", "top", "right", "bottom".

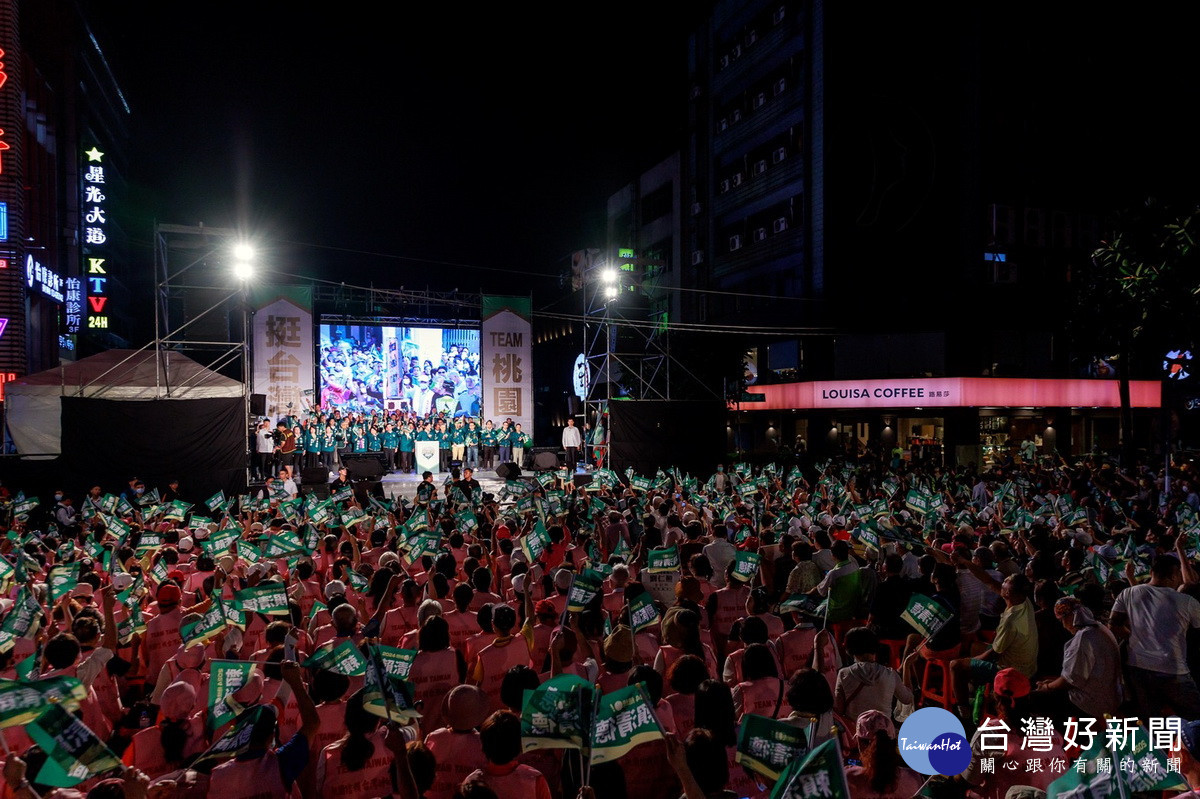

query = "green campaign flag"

[
  {"left": 589, "top": 682, "right": 663, "bottom": 765},
  {"left": 504, "top": 479, "right": 530, "bottom": 497},
  {"left": 191, "top": 705, "right": 273, "bottom": 773},
  {"left": 372, "top": 645, "right": 417, "bottom": 679},
  {"left": 901, "top": 593, "right": 953, "bottom": 639},
  {"left": 770, "top": 737, "right": 851, "bottom": 799},
  {"left": 0, "top": 676, "right": 88, "bottom": 729},
  {"left": 630, "top": 475, "right": 653, "bottom": 492},
  {"left": 262, "top": 530, "right": 306, "bottom": 559},
  {"left": 345, "top": 568, "right": 369, "bottom": 593},
  {"left": 115, "top": 601, "right": 147, "bottom": 647},
  {"left": 362, "top": 644, "right": 422, "bottom": 724},
  {"left": 567, "top": 569, "right": 605, "bottom": 613},
  {"left": 646, "top": 546, "right": 680, "bottom": 574},
  {"left": 330, "top": 485, "right": 354, "bottom": 504},
  {"left": 181, "top": 602, "right": 230, "bottom": 648},
  {"left": 612, "top": 535, "right": 632, "bottom": 562},
  {"left": 0, "top": 555, "right": 13, "bottom": 586},
  {"left": 456, "top": 507, "right": 479, "bottom": 533},
  {"left": 855, "top": 524, "right": 881, "bottom": 552},
  {"left": 138, "top": 487, "right": 161, "bottom": 507},
  {"left": 308, "top": 598, "right": 327, "bottom": 621},
  {"left": 114, "top": 571, "right": 144, "bottom": 606},
  {"left": 628, "top": 592, "right": 660, "bottom": 633},
  {"left": 732, "top": 551, "right": 761, "bottom": 583},
  {"left": 48, "top": 563, "right": 80, "bottom": 603},
  {"left": 208, "top": 660, "right": 257, "bottom": 732},
  {"left": 778, "top": 593, "right": 827, "bottom": 619},
  {"left": 278, "top": 498, "right": 303, "bottom": 524},
  {"left": 235, "top": 540, "right": 262, "bottom": 564},
  {"left": 341, "top": 507, "right": 368, "bottom": 528},
  {"left": 905, "top": 489, "right": 930, "bottom": 515},
  {"left": 737, "top": 713, "right": 809, "bottom": 781},
  {"left": 28, "top": 704, "right": 122, "bottom": 787},
  {"left": 536, "top": 470, "right": 556, "bottom": 489},
  {"left": 402, "top": 533, "right": 442, "bottom": 564},
  {"left": 303, "top": 639, "right": 367, "bottom": 676},
  {"left": 521, "top": 674, "right": 595, "bottom": 752},
  {"left": 136, "top": 530, "right": 165, "bottom": 554},
  {"left": 403, "top": 510, "right": 430, "bottom": 534},
  {"left": 115, "top": 495, "right": 136, "bottom": 518},
  {"left": 203, "top": 525, "right": 240, "bottom": 556},
  {"left": 1086, "top": 551, "right": 1111, "bottom": 582},
  {"left": 205, "top": 490, "right": 227, "bottom": 513},
  {"left": 163, "top": 499, "right": 193, "bottom": 522}
]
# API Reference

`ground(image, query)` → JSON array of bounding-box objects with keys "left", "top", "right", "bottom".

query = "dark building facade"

[{"left": 0, "top": 0, "right": 131, "bottom": 406}]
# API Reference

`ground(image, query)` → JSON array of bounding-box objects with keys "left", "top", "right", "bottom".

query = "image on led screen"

[{"left": 318, "top": 324, "right": 481, "bottom": 417}]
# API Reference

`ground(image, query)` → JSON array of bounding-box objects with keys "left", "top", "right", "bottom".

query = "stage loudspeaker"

[
  {"left": 301, "top": 467, "right": 329, "bottom": 486},
  {"left": 344, "top": 455, "right": 386, "bottom": 481},
  {"left": 495, "top": 462, "right": 521, "bottom": 480},
  {"left": 353, "top": 479, "right": 383, "bottom": 503},
  {"left": 573, "top": 473, "right": 593, "bottom": 488},
  {"left": 567, "top": 396, "right": 581, "bottom": 416},
  {"left": 533, "top": 451, "right": 559, "bottom": 471},
  {"left": 250, "top": 394, "right": 266, "bottom": 417}
]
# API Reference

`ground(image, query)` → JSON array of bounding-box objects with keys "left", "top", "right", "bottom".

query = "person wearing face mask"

[
  {"left": 121, "top": 476, "right": 146, "bottom": 506},
  {"left": 53, "top": 490, "right": 79, "bottom": 528}
]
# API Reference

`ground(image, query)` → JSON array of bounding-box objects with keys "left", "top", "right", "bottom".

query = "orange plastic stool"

[
  {"left": 921, "top": 658, "right": 955, "bottom": 710},
  {"left": 880, "top": 639, "right": 907, "bottom": 670}
]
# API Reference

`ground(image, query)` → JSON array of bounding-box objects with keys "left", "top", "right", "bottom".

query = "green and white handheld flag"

[
  {"left": 769, "top": 737, "right": 851, "bottom": 799},
  {"left": 566, "top": 569, "right": 604, "bottom": 613},
  {"left": 28, "top": 703, "right": 122, "bottom": 787},
  {"left": 732, "top": 551, "right": 761, "bottom": 583},
  {"left": 589, "top": 682, "right": 663, "bottom": 765},
  {"left": 646, "top": 546, "right": 680, "bottom": 574},
  {"left": 302, "top": 639, "right": 367, "bottom": 676},
  {"left": 208, "top": 660, "right": 257, "bottom": 732},
  {"left": 737, "top": 713, "right": 809, "bottom": 781},
  {"left": 0, "top": 676, "right": 88, "bottom": 729},
  {"left": 901, "top": 593, "right": 953, "bottom": 639},
  {"left": 521, "top": 674, "right": 594, "bottom": 752}
]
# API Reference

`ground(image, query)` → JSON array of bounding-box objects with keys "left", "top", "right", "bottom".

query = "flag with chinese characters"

[
  {"left": 737, "top": 713, "right": 809, "bottom": 781},
  {"left": 646, "top": 546, "right": 680, "bottom": 574},
  {"left": 27, "top": 703, "right": 122, "bottom": 787},
  {"left": 0, "top": 676, "right": 88, "bottom": 728},
  {"left": 362, "top": 644, "right": 421, "bottom": 724},
  {"left": 566, "top": 569, "right": 604, "bottom": 613},
  {"left": 901, "top": 593, "right": 953, "bottom": 639},
  {"left": 628, "top": 592, "right": 660, "bottom": 633},
  {"left": 521, "top": 674, "right": 595, "bottom": 752},
  {"left": 302, "top": 639, "right": 367, "bottom": 676},
  {"left": 770, "top": 738, "right": 850, "bottom": 799},
  {"left": 589, "top": 682, "right": 663, "bottom": 764},
  {"left": 191, "top": 705, "right": 273, "bottom": 773},
  {"left": 208, "top": 660, "right": 257, "bottom": 732},
  {"left": 732, "top": 551, "right": 761, "bottom": 583},
  {"left": 234, "top": 582, "right": 291, "bottom": 616}
]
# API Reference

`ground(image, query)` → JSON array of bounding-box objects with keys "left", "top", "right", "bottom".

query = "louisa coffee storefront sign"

[
  {"left": 820, "top": 385, "right": 934, "bottom": 401},
  {"left": 739, "top": 377, "right": 1162, "bottom": 411}
]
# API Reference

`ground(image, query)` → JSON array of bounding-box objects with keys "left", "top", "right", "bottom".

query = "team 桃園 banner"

[
  {"left": 252, "top": 290, "right": 314, "bottom": 422},
  {"left": 481, "top": 295, "right": 532, "bottom": 431}
]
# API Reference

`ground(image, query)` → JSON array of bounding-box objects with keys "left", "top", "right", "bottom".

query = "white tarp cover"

[{"left": 5, "top": 350, "right": 243, "bottom": 456}]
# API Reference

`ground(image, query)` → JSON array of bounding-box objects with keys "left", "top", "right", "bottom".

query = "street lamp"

[
  {"left": 601, "top": 267, "right": 618, "bottom": 284},
  {"left": 233, "top": 243, "right": 255, "bottom": 262},
  {"left": 233, "top": 261, "right": 254, "bottom": 281},
  {"left": 605, "top": 285, "right": 619, "bottom": 301}
]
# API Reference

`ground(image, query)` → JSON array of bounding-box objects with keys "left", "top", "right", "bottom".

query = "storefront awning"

[{"left": 737, "top": 377, "right": 1161, "bottom": 411}]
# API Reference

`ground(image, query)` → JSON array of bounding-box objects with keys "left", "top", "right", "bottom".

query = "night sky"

[
  {"left": 86, "top": 3, "right": 691, "bottom": 295},
  {"left": 83, "top": 3, "right": 1200, "bottom": 304}
]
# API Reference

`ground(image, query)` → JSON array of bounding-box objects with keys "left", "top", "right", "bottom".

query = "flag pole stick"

[{"left": 910, "top": 774, "right": 933, "bottom": 798}]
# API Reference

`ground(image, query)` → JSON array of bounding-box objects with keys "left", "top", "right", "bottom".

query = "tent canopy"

[{"left": 5, "top": 349, "right": 243, "bottom": 456}]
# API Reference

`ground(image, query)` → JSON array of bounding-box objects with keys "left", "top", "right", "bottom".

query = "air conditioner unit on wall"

[
  {"left": 753, "top": 160, "right": 767, "bottom": 175},
  {"left": 729, "top": 234, "right": 743, "bottom": 251},
  {"left": 690, "top": 202, "right": 702, "bottom": 215},
  {"left": 773, "top": 5, "right": 786, "bottom": 24},
  {"left": 773, "top": 217, "right": 789, "bottom": 233},
  {"left": 691, "top": 250, "right": 704, "bottom": 265},
  {"left": 774, "top": 77, "right": 787, "bottom": 95},
  {"left": 773, "top": 147, "right": 787, "bottom": 163},
  {"left": 732, "top": 172, "right": 744, "bottom": 187},
  {"left": 753, "top": 227, "right": 767, "bottom": 242}
]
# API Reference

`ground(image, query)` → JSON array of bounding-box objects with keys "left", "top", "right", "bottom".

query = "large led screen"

[{"left": 318, "top": 324, "right": 481, "bottom": 416}]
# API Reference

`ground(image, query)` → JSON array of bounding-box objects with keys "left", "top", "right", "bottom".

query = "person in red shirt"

[{"left": 462, "top": 710, "right": 553, "bottom": 799}]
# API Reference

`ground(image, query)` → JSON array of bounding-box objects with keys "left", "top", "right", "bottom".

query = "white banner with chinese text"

[
  {"left": 481, "top": 295, "right": 532, "bottom": 433},
  {"left": 252, "top": 295, "right": 314, "bottom": 422}
]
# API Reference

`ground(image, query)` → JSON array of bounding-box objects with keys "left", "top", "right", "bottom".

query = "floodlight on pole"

[
  {"left": 601, "top": 267, "right": 618, "bottom": 284},
  {"left": 233, "top": 242, "right": 255, "bottom": 262},
  {"left": 605, "top": 285, "right": 619, "bottom": 301},
  {"left": 233, "top": 261, "right": 254, "bottom": 281}
]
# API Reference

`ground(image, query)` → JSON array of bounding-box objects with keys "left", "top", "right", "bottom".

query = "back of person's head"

[
  {"left": 472, "top": 567, "right": 492, "bottom": 592},
  {"left": 1152, "top": 554, "right": 1182, "bottom": 581},
  {"left": 419, "top": 615, "right": 451, "bottom": 651},
  {"left": 45, "top": 634, "right": 81, "bottom": 669},
  {"left": 341, "top": 690, "right": 380, "bottom": 770},
  {"left": 479, "top": 710, "right": 522, "bottom": 765},
  {"left": 628, "top": 665, "right": 664, "bottom": 705},
  {"left": 747, "top": 586, "right": 770, "bottom": 615},
  {"left": 740, "top": 615, "right": 769, "bottom": 645},
  {"left": 264, "top": 620, "right": 291, "bottom": 646},
  {"left": 742, "top": 643, "right": 778, "bottom": 681},
  {"left": 844, "top": 626, "right": 879, "bottom": 658},
  {"left": 667, "top": 654, "right": 710, "bottom": 695},
  {"left": 454, "top": 782, "right": 499, "bottom": 799},
  {"left": 831, "top": 540, "right": 851, "bottom": 561},
  {"left": 492, "top": 604, "right": 517, "bottom": 634},
  {"left": 453, "top": 582, "right": 474, "bottom": 612},
  {"left": 1006, "top": 574, "right": 1032, "bottom": 602},
  {"left": 407, "top": 741, "right": 437, "bottom": 796},
  {"left": 684, "top": 728, "right": 730, "bottom": 795},
  {"left": 312, "top": 669, "right": 350, "bottom": 704},
  {"left": 863, "top": 728, "right": 901, "bottom": 793},
  {"left": 884, "top": 553, "right": 903, "bottom": 575},
  {"left": 693, "top": 679, "right": 737, "bottom": 747},
  {"left": 475, "top": 603, "right": 494, "bottom": 634},
  {"left": 787, "top": 668, "right": 834, "bottom": 715},
  {"left": 500, "top": 666, "right": 541, "bottom": 713}
]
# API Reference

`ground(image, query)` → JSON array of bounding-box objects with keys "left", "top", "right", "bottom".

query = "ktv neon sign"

[{"left": 82, "top": 146, "right": 110, "bottom": 330}]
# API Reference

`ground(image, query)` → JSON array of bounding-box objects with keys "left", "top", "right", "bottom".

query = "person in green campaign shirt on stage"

[
  {"left": 451, "top": 419, "right": 466, "bottom": 466},
  {"left": 381, "top": 423, "right": 399, "bottom": 472},
  {"left": 464, "top": 419, "right": 480, "bottom": 469},
  {"left": 481, "top": 420, "right": 498, "bottom": 469},
  {"left": 399, "top": 423, "right": 416, "bottom": 473},
  {"left": 512, "top": 423, "right": 530, "bottom": 468},
  {"left": 366, "top": 423, "right": 381, "bottom": 452},
  {"left": 303, "top": 423, "right": 321, "bottom": 471},
  {"left": 320, "top": 422, "right": 338, "bottom": 470},
  {"left": 497, "top": 421, "right": 513, "bottom": 464},
  {"left": 437, "top": 421, "right": 452, "bottom": 472}
]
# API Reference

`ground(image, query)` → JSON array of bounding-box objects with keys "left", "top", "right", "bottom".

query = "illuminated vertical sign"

[{"left": 81, "top": 146, "right": 109, "bottom": 330}]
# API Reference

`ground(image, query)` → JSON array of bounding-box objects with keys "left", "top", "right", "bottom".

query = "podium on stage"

[{"left": 415, "top": 441, "right": 440, "bottom": 474}]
